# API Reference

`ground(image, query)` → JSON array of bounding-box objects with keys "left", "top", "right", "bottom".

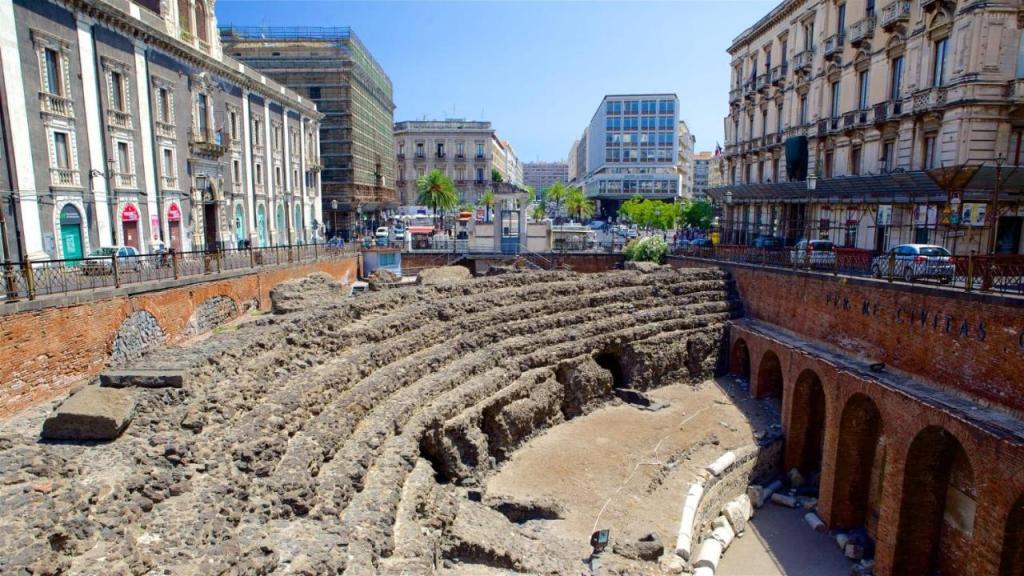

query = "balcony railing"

[
  {"left": 769, "top": 64, "right": 787, "bottom": 85},
  {"left": 824, "top": 34, "right": 845, "bottom": 60},
  {"left": 436, "top": 152, "right": 446, "bottom": 159},
  {"left": 189, "top": 130, "right": 228, "bottom": 157},
  {"left": 113, "top": 172, "right": 136, "bottom": 189},
  {"left": 396, "top": 152, "right": 405, "bottom": 160},
  {"left": 39, "top": 92, "right": 74, "bottom": 118},
  {"left": 155, "top": 120, "right": 176, "bottom": 139},
  {"left": 50, "top": 167, "right": 79, "bottom": 187},
  {"left": 197, "top": 38, "right": 210, "bottom": 53},
  {"left": 730, "top": 87, "right": 742, "bottom": 103},
  {"left": 920, "top": 0, "right": 939, "bottom": 12},
  {"left": 755, "top": 73, "right": 769, "bottom": 92},
  {"left": 910, "top": 87, "right": 947, "bottom": 113},
  {"left": 253, "top": 143, "right": 265, "bottom": 157},
  {"left": 793, "top": 49, "right": 814, "bottom": 72},
  {"left": 414, "top": 152, "right": 426, "bottom": 160},
  {"left": 108, "top": 109, "right": 132, "bottom": 129},
  {"left": 880, "top": 0, "right": 911, "bottom": 30},
  {"left": 455, "top": 153, "right": 466, "bottom": 160},
  {"left": 161, "top": 175, "right": 178, "bottom": 189},
  {"left": 848, "top": 15, "right": 876, "bottom": 47}
]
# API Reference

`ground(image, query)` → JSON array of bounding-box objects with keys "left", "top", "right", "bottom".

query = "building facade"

[
  {"left": 523, "top": 161, "right": 568, "bottom": 192},
  {"left": 579, "top": 94, "right": 681, "bottom": 218},
  {"left": 677, "top": 120, "right": 696, "bottom": 199},
  {"left": 719, "top": 0, "right": 1024, "bottom": 254},
  {"left": 393, "top": 119, "right": 522, "bottom": 207},
  {"left": 222, "top": 27, "right": 395, "bottom": 241},
  {"left": 0, "top": 0, "right": 322, "bottom": 263},
  {"left": 567, "top": 129, "right": 589, "bottom": 188}
]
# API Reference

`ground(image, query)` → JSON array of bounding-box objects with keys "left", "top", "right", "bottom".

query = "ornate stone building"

[
  {"left": 719, "top": 0, "right": 1024, "bottom": 254},
  {"left": 0, "top": 0, "right": 321, "bottom": 262}
]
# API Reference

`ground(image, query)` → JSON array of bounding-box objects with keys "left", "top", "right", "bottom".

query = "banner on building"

[
  {"left": 876, "top": 205, "right": 893, "bottom": 226},
  {"left": 961, "top": 203, "right": 988, "bottom": 227}
]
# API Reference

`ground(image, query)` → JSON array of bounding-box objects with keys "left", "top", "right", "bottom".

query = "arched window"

[
  {"left": 177, "top": 0, "right": 190, "bottom": 36},
  {"left": 195, "top": 0, "right": 208, "bottom": 43}
]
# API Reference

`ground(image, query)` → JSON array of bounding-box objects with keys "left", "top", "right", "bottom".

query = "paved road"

[{"left": 716, "top": 503, "right": 855, "bottom": 576}]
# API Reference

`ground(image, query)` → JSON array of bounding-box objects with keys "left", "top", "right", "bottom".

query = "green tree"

[
  {"left": 565, "top": 188, "right": 595, "bottom": 222},
  {"left": 530, "top": 202, "right": 547, "bottom": 221},
  {"left": 544, "top": 181, "right": 572, "bottom": 219},
  {"left": 491, "top": 168, "right": 503, "bottom": 183},
  {"left": 416, "top": 169, "right": 458, "bottom": 230},
  {"left": 618, "top": 196, "right": 675, "bottom": 230},
  {"left": 679, "top": 199, "right": 714, "bottom": 230},
  {"left": 478, "top": 189, "right": 496, "bottom": 223}
]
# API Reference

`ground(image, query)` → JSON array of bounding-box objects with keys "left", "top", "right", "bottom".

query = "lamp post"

[
  {"left": 805, "top": 173, "right": 817, "bottom": 242},
  {"left": 330, "top": 199, "right": 338, "bottom": 240}
]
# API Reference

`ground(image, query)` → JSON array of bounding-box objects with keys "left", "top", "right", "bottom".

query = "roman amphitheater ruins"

[{"left": 2, "top": 257, "right": 1024, "bottom": 576}]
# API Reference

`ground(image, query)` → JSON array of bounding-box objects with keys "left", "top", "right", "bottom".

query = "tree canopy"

[
  {"left": 565, "top": 188, "right": 595, "bottom": 222},
  {"left": 678, "top": 199, "right": 714, "bottom": 230},
  {"left": 618, "top": 196, "right": 676, "bottom": 230},
  {"left": 416, "top": 169, "right": 457, "bottom": 228}
]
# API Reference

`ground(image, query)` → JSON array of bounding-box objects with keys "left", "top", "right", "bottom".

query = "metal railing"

[
  {"left": 1, "top": 242, "right": 357, "bottom": 302},
  {"left": 672, "top": 245, "right": 1024, "bottom": 296}
]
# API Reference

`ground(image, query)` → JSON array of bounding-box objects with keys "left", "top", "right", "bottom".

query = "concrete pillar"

[
  {"left": 0, "top": 0, "right": 43, "bottom": 256},
  {"left": 282, "top": 109, "right": 291, "bottom": 244},
  {"left": 241, "top": 89, "right": 255, "bottom": 239},
  {"left": 75, "top": 16, "right": 112, "bottom": 246},
  {"left": 133, "top": 41, "right": 159, "bottom": 251},
  {"left": 263, "top": 100, "right": 273, "bottom": 244}
]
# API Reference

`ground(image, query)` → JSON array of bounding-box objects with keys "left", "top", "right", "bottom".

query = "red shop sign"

[
  {"left": 121, "top": 203, "right": 140, "bottom": 222},
  {"left": 167, "top": 202, "right": 181, "bottom": 221}
]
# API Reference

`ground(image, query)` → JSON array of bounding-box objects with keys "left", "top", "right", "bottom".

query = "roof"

[{"left": 408, "top": 226, "right": 435, "bottom": 234}]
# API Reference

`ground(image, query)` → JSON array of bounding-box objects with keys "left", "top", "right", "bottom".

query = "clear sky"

[{"left": 217, "top": 0, "right": 779, "bottom": 161}]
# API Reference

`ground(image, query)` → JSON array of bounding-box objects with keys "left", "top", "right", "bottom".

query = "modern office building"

[
  {"left": 392, "top": 119, "right": 522, "bottom": 207},
  {"left": 677, "top": 120, "right": 696, "bottom": 199},
  {"left": 718, "top": 0, "right": 1023, "bottom": 254},
  {"left": 222, "top": 27, "right": 395, "bottom": 241},
  {"left": 578, "top": 94, "right": 681, "bottom": 218},
  {"left": 567, "top": 130, "right": 589, "bottom": 188},
  {"left": 0, "top": 0, "right": 322, "bottom": 263},
  {"left": 693, "top": 151, "right": 724, "bottom": 199},
  {"left": 523, "top": 161, "right": 568, "bottom": 192}
]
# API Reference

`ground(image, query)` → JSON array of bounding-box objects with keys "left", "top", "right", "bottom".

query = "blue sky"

[{"left": 217, "top": 0, "right": 778, "bottom": 161}]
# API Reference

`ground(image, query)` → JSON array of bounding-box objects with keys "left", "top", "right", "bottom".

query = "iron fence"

[
  {"left": 673, "top": 245, "right": 1024, "bottom": 296},
  {"left": 1, "top": 243, "right": 357, "bottom": 302}
]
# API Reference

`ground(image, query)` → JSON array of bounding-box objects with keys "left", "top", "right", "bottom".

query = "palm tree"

[
  {"left": 545, "top": 181, "right": 571, "bottom": 220},
  {"left": 530, "top": 202, "right": 547, "bottom": 222},
  {"left": 565, "top": 188, "right": 595, "bottom": 223},
  {"left": 417, "top": 169, "right": 457, "bottom": 231},
  {"left": 479, "top": 189, "right": 496, "bottom": 223}
]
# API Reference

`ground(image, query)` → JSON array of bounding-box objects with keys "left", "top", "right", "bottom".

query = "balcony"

[
  {"left": 435, "top": 152, "right": 446, "bottom": 160},
  {"left": 880, "top": 0, "right": 911, "bottom": 31},
  {"left": 848, "top": 15, "right": 876, "bottom": 47},
  {"left": 792, "top": 49, "right": 814, "bottom": 73},
  {"left": 50, "top": 167, "right": 79, "bottom": 187},
  {"left": 920, "top": 0, "right": 939, "bottom": 12},
  {"left": 197, "top": 38, "right": 210, "bottom": 53},
  {"left": 824, "top": 34, "right": 845, "bottom": 61},
  {"left": 730, "top": 87, "right": 742, "bottom": 104},
  {"left": 108, "top": 109, "right": 132, "bottom": 130},
  {"left": 414, "top": 152, "right": 426, "bottom": 161},
  {"left": 113, "top": 172, "right": 136, "bottom": 189},
  {"left": 755, "top": 73, "right": 769, "bottom": 93},
  {"left": 155, "top": 120, "right": 176, "bottom": 139},
  {"left": 475, "top": 154, "right": 486, "bottom": 161},
  {"left": 188, "top": 129, "right": 228, "bottom": 157},
  {"left": 769, "top": 64, "right": 787, "bottom": 86},
  {"left": 743, "top": 80, "right": 756, "bottom": 101},
  {"left": 1010, "top": 79, "right": 1024, "bottom": 102},
  {"left": 253, "top": 143, "right": 265, "bottom": 157},
  {"left": 39, "top": 92, "right": 74, "bottom": 118},
  {"left": 161, "top": 175, "right": 178, "bottom": 189},
  {"left": 455, "top": 153, "right": 466, "bottom": 161},
  {"left": 910, "top": 87, "right": 947, "bottom": 113}
]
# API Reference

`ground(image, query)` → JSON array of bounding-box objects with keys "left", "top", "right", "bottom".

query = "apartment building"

[
  {"left": 0, "top": 0, "right": 322, "bottom": 262},
  {"left": 719, "top": 0, "right": 1023, "bottom": 254},
  {"left": 567, "top": 130, "right": 589, "bottom": 188},
  {"left": 222, "top": 27, "right": 395, "bottom": 241},
  {"left": 579, "top": 94, "right": 681, "bottom": 218},
  {"left": 523, "top": 161, "right": 568, "bottom": 192},
  {"left": 678, "top": 120, "right": 697, "bottom": 199},
  {"left": 693, "top": 151, "right": 722, "bottom": 199},
  {"left": 393, "top": 120, "right": 522, "bottom": 206}
]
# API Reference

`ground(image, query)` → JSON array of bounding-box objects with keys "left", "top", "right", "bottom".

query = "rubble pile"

[{"left": 0, "top": 267, "right": 739, "bottom": 575}]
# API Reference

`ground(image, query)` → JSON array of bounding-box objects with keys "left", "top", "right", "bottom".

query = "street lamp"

[{"left": 330, "top": 199, "right": 338, "bottom": 240}]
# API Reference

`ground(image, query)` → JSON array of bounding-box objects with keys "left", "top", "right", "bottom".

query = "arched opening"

[
  {"left": 756, "top": 350, "right": 783, "bottom": 398},
  {"left": 58, "top": 204, "right": 84, "bottom": 262},
  {"left": 294, "top": 204, "right": 303, "bottom": 242},
  {"left": 276, "top": 203, "right": 285, "bottom": 245},
  {"left": 1001, "top": 493, "right": 1024, "bottom": 576},
  {"left": 730, "top": 338, "right": 750, "bottom": 380},
  {"left": 893, "top": 426, "right": 976, "bottom": 576},
  {"left": 594, "top": 351, "right": 627, "bottom": 389},
  {"left": 831, "top": 394, "right": 883, "bottom": 531},
  {"left": 788, "top": 369, "right": 826, "bottom": 479},
  {"left": 234, "top": 204, "right": 245, "bottom": 245},
  {"left": 194, "top": 0, "right": 208, "bottom": 43},
  {"left": 257, "top": 204, "right": 267, "bottom": 247},
  {"left": 177, "top": 0, "right": 191, "bottom": 35}
]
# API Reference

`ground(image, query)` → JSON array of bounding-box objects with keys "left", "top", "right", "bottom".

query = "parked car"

[
  {"left": 791, "top": 239, "right": 836, "bottom": 268},
  {"left": 690, "top": 238, "right": 714, "bottom": 247},
  {"left": 375, "top": 227, "right": 390, "bottom": 242},
  {"left": 392, "top": 225, "right": 407, "bottom": 242},
  {"left": 589, "top": 220, "right": 607, "bottom": 230},
  {"left": 871, "top": 244, "right": 955, "bottom": 283},
  {"left": 751, "top": 236, "right": 785, "bottom": 249},
  {"left": 82, "top": 246, "right": 141, "bottom": 275}
]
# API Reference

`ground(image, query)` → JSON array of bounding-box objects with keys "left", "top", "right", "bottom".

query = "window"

[
  {"left": 933, "top": 38, "right": 948, "bottom": 86},
  {"left": 830, "top": 81, "right": 841, "bottom": 118},
  {"left": 476, "top": 142, "right": 484, "bottom": 157},
  {"left": 882, "top": 140, "right": 895, "bottom": 172},
  {"left": 44, "top": 48, "right": 62, "bottom": 95},
  {"left": 781, "top": 39, "right": 788, "bottom": 65},
  {"left": 252, "top": 118, "right": 261, "bottom": 145},
  {"left": 196, "top": 93, "right": 208, "bottom": 135},
  {"left": 398, "top": 142, "right": 405, "bottom": 156},
  {"left": 53, "top": 132, "right": 70, "bottom": 169},
  {"left": 415, "top": 142, "right": 424, "bottom": 157},
  {"left": 799, "top": 95, "right": 807, "bottom": 124},
  {"left": 777, "top": 102, "right": 784, "bottom": 133},
  {"left": 866, "top": 0, "right": 875, "bottom": 16},
  {"left": 805, "top": 21, "right": 814, "bottom": 50},
  {"left": 233, "top": 159, "right": 241, "bottom": 181},
  {"left": 1018, "top": 31, "right": 1024, "bottom": 78},
  {"left": 1010, "top": 129, "right": 1023, "bottom": 165},
  {"left": 923, "top": 135, "right": 937, "bottom": 169},
  {"left": 117, "top": 141, "right": 131, "bottom": 174},
  {"left": 858, "top": 70, "right": 869, "bottom": 110},
  {"left": 475, "top": 167, "right": 484, "bottom": 181},
  {"left": 229, "top": 111, "right": 238, "bottom": 139},
  {"left": 159, "top": 87, "right": 171, "bottom": 122},
  {"left": 751, "top": 56, "right": 758, "bottom": 82},
  {"left": 659, "top": 99, "right": 674, "bottom": 114},
  {"left": 162, "top": 148, "right": 174, "bottom": 177},
  {"left": 436, "top": 142, "right": 444, "bottom": 157},
  {"left": 825, "top": 151, "right": 834, "bottom": 178},
  {"left": 850, "top": 146, "right": 861, "bottom": 175},
  {"left": 194, "top": 0, "right": 208, "bottom": 42},
  {"left": 111, "top": 71, "right": 125, "bottom": 111},
  {"left": 309, "top": 87, "right": 321, "bottom": 99},
  {"left": 761, "top": 109, "right": 768, "bottom": 137},
  {"left": 275, "top": 166, "right": 282, "bottom": 186},
  {"left": 456, "top": 142, "right": 465, "bottom": 156},
  {"left": 890, "top": 56, "right": 904, "bottom": 102},
  {"left": 837, "top": 4, "right": 846, "bottom": 38},
  {"left": 255, "top": 163, "right": 263, "bottom": 185}
]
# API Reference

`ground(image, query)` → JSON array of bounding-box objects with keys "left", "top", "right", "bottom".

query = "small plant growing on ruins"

[{"left": 623, "top": 235, "right": 668, "bottom": 264}]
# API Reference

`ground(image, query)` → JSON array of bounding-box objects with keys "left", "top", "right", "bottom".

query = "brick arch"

[
  {"left": 893, "top": 425, "right": 977, "bottom": 576},
  {"left": 184, "top": 293, "right": 241, "bottom": 337},
  {"left": 786, "top": 368, "right": 827, "bottom": 477},
  {"left": 110, "top": 309, "right": 166, "bottom": 366},
  {"left": 754, "top": 349, "right": 783, "bottom": 399},
  {"left": 729, "top": 337, "right": 751, "bottom": 380},
  {"left": 830, "top": 393, "right": 884, "bottom": 531},
  {"left": 1002, "top": 493, "right": 1024, "bottom": 576}
]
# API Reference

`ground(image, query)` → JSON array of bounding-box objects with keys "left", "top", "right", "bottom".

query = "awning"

[{"left": 408, "top": 226, "right": 434, "bottom": 234}]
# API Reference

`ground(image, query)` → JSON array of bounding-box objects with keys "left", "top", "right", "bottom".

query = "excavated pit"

[{"left": 0, "top": 267, "right": 742, "bottom": 575}]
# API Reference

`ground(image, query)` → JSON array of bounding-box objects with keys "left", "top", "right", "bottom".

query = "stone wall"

[
  {"left": 183, "top": 296, "right": 241, "bottom": 338},
  {"left": 0, "top": 256, "right": 359, "bottom": 416},
  {"left": 110, "top": 311, "right": 166, "bottom": 366}
]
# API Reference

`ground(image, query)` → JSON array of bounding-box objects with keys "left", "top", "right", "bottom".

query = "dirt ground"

[{"left": 485, "top": 377, "right": 782, "bottom": 571}]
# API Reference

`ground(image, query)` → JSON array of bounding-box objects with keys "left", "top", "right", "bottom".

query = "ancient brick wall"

[
  {"left": 0, "top": 257, "right": 358, "bottom": 416},
  {"left": 669, "top": 257, "right": 1024, "bottom": 415}
]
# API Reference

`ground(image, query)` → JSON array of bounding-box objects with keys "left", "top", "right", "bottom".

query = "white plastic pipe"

[
  {"left": 705, "top": 451, "right": 737, "bottom": 477},
  {"left": 694, "top": 537, "right": 724, "bottom": 570},
  {"left": 674, "top": 482, "right": 705, "bottom": 560},
  {"left": 804, "top": 511, "right": 827, "bottom": 533}
]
